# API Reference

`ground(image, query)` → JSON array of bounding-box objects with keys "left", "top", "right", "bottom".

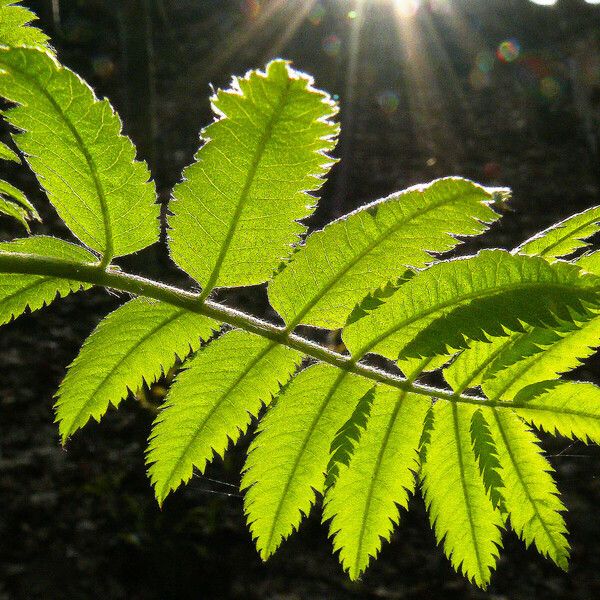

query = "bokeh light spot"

[
  {"left": 377, "top": 90, "right": 400, "bottom": 115},
  {"left": 92, "top": 56, "right": 115, "bottom": 79},
  {"left": 323, "top": 34, "right": 342, "bottom": 57},
  {"left": 540, "top": 76, "right": 561, "bottom": 100},
  {"left": 308, "top": 2, "right": 326, "bottom": 26},
  {"left": 497, "top": 39, "right": 521, "bottom": 63}
]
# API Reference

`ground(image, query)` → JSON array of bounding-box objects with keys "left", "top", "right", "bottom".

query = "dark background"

[{"left": 1, "top": 0, "right": 600, "bottom": 598}]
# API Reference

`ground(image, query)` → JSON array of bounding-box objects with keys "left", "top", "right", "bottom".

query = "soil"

[{"left": 2, "top": 1, "right": 600, "bottom": 598}]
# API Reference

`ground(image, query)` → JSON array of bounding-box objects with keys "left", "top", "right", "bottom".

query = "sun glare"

[{"left": 394, "top": 0, "right": 421, "bottom": 18}]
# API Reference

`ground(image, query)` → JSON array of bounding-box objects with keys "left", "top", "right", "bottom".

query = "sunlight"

[
  {"left": 347, "top": 0, "right": 422, "bottom": 18},
  {"left": 393, "top": 0, "right": 421, "bottom": 18}
]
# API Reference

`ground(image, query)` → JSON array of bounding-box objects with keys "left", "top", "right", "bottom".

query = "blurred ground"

[{"left": 2, "top": 1, "right": 600, "bottom": 598}]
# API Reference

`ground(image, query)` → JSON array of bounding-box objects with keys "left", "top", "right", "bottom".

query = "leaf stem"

[{"left": 0, "top": 250, "right": 521, "bottom": 411}]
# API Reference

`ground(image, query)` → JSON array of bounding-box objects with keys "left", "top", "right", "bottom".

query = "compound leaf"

[
  {"left": 169, "top": 59, "right": 338, "bottom": 291},
  {"left": 420, "top": 402, "right": 504, "bottom": 589},
  {"left": 147, "top": 330, "right": 302, "bottom": 505},
  {"left": 242, "top": 364, "right": 372, "bottom": 559},
  {"left": 269, "top": 177, "right": 501, "bottom": 330},
  {"left": 55, "top": 298, "right": 219, "bottom": 443},
  {"left": 0, "top": 235, "right": 93, "bottom": 325},
  {"left": 323, "top": 386, "right": 429, "bottom": 580},
  {"left": 343, "top": 250, "right": 599, "bottom": 361},
  {"left": 514, "top": 381, "right": 600, "bottom": 444},
  {"left": 484, "top": 407, "right": 569, "bottom": 569},
  {"left": 0, "top": 47, "right": 159, "bottom": 260}
]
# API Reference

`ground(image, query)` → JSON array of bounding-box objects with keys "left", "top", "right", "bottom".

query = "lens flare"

[
  {"left": 394, "top": 0, "right": 421, "bottom": 17},
  {"left": 497, "top": 39, "right": 520, "bottom": 63},
  {"left": 323, "top": 34, "right": 342, "bottom": 57}
]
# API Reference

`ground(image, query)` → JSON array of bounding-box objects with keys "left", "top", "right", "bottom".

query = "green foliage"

[
  {"left": 0, "top": 47, "right": 159, "bottom": 261},
  {"left": 2, "top": 12, "right": 600, "bottom": 588},
  {"left": 0, "top": 140, "right": 19, "bottom": 162},
  {"left": 0, "top": 236, "right": 93, "bottom": 325},
  {"left": 56, "top": 298, "right": 219, "bottom": 442},
  {"left": 325, "top": 386, "right": 375, "bottom": 488},
  {"left": 323, "top": 387, "right": 429, "bottom": 579},
  {"left": 481, "top": 317, "right": 600, "bottom": 400},
  {"left": 242, "top": 365, "right": 372, "bottom": 559},
  {"left": 169, "top": 59, "right": 338, "bottom": 291},
  {"left": 421, "top": 402, "right": 504, "bottom": 588},
  {"left": 516, "top": 205, "right": 600, "bottom": 260},
  {"left": 343, "top": 249, "right": 599, "bottom": 361},
  {"left": 0, "top": 1, "right": 49, "bottom": 48},
  {"left": 484, "top": 409, "right": 569, "bottom": 569},
  {"left": 470, "top": 409, "right": 506, "bottom": 512},
  {"left": 147, "top": 330, "right": 302, "bottom": 504},
  {"left": 514, "top": 382, "right": 600, "bottom": 444},
  {"left": 0, "top": 178, "right": 39, "bottom": 230},
  {"left": 268, "top": 177, "right": 501, "bottom": 329}
]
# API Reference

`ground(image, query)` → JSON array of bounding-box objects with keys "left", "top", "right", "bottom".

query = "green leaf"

[
  {"left": 470, "top": 409, "right": 506, "bottom": 512},
  {"left": 169, "top": 59, "right": 338, "bottom": 291},
  {"left": 0, "top": 1, "right": 49, "bottom": 48},
  {"left": 323, "top": 386, "right": 429, "bottom": 580},
  {"left": 0, "top": 178, "right": 39, "bottom": 230},
  {"left": 514, "top": 381, "right": 600, "bottom": 444},
  {"left": 484, "top": 407, "right": 569, "bottom": 569},
  {"left": 0, "top": 140, "right": 19, "bottom": 162},
  {"left": 325, "top": 386, "right": 375, "bottom": 488},
  {"left": 481, "top": 316, "right": 600, "bottom": 401},
  {"left": 0, "top": 236, "right": 94, "bottom": 325},
  {"left": 55, "top": 299, "right": 219, "bottom": 443},
  {"left": 343, "top": 250, "right": 599, "bottom": 361},
  {"left": 241, "top": 364, "right": 372, "bottom": 559},
  {"left": 0, "top": 47, "right": 159, "bottom": 260},
  {"left": 516, "top": 205, "right": 600, "bottom": 260},
  {"left": 576, "top": 250, "right": 600, "bottom": 275},
  {"left": 269, "top": 178, "right": 501, "bottom": 330},
  {"left": 444, "top": 334, "right": 522, "bottom": 393},
  {"left": 420, "top": 402, "right": 503, "bottom": 589},
  {"left": 445, "top": 227, "right": 600, "bottom": 396},
  {"left": 147, "top": 330, "right": 302, "bottom": 505}
]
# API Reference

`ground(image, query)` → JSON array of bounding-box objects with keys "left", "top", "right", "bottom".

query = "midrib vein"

[
  {"left": 352, "top": 389, "right": 406, "bottom": 577},
  {"left": 355, "top": 280, "right": 592, "bottom": 359},
  {"left": 453, "top": 403, "right": 486, "bottom": 583},
  {"left": 4, "top": 58, "right": 115, "bottom": 265},
  {"left": 199, "top": 79, "right": 293, "bottom": 300},
  {"left": 262, "top": 369, "right": 348, "bottom": 555},
  {"left": 158, "top": 339, "right": 281, "bottom": 501},
  {"left": 286, "top": 189, "right": 489, "bottom": 330},
  {"left": 64, "top": 308, "right": 188, "bottom": 433}
]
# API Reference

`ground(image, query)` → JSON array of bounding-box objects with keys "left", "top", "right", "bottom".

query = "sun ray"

[{"left": 202, "top": 0, "right": 289, "bottom": 81}]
